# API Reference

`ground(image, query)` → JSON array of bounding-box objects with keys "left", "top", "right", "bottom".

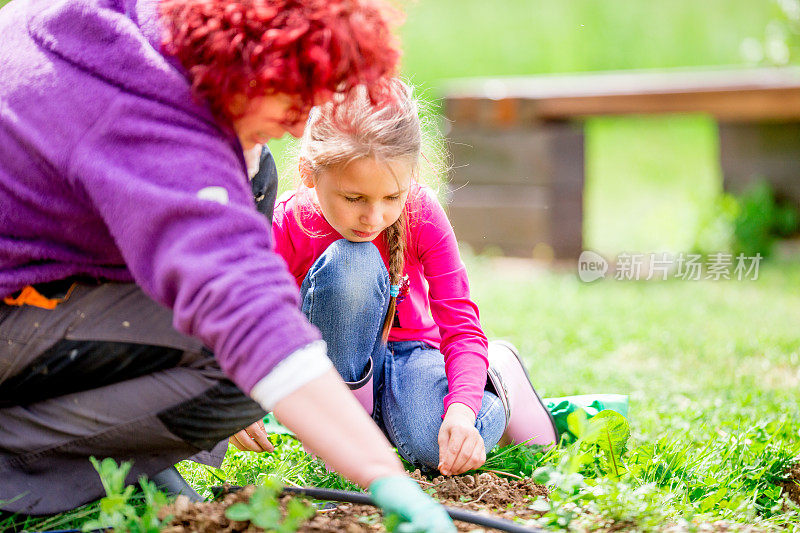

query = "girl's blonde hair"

[{"left": 298, "top": 78, "right": 438, "bottom": 343}]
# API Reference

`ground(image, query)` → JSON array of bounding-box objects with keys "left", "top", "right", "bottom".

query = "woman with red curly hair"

[{"left": 0, "top": 0, "right": 454, "bottom": 529}]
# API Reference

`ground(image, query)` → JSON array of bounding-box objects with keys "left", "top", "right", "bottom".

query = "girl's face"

[{"left": 306, "top": 157, "right": 413, "bottom": 243}]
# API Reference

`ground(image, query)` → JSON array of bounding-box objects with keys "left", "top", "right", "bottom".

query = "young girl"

[{"left": 272, "top": 79, "right": 558, "bottom": 475}]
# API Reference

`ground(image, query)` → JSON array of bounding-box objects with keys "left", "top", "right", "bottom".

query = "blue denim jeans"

[{"left": 300, "top": 239, "right": 506, "bottom": 470}]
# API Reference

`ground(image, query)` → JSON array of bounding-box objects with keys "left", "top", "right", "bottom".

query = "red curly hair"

[{"left": 160, "top": 0, "right": 402, "bottom": 125}]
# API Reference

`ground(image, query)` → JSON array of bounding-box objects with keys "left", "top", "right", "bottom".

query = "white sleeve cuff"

[{"left": 249, "top": 340, "right": 332, "bottom": 411}]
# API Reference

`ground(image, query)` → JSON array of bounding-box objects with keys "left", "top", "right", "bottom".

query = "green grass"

[
  {"left": 165, "top": 255, "right": 800, "bottom": 531},
  {"left": 168, "top": 256, "right": 800, "bottom": 531},
  {"left": 463, "top": 253, "right": 800, "bottom": 527},
  {"left": 585, "top": 114, "right": 722, "bottom": 255},
  {"left": 468, "top": 255, "right": 800, "bottom": 407}
]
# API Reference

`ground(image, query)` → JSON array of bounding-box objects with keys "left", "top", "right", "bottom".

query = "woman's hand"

[
  {"left": 229, "top": 419, "right": 274, "bottom": 453},
  {"left": 370, "top": 475, "right": 456, "bottom": 532},
  {"left": 437, "top": 403, "right": 486, "bottom": 475}
]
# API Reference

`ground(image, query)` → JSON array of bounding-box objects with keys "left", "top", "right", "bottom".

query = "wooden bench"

[{"left": 442, "top": 66, "right": 800, "bottom": 259}]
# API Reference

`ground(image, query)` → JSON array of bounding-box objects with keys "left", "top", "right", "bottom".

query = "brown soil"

[
  {"left": 779, "top": 462, "right": 800, "bottom": 508},
  {"left": 160, "top": 471, "right": 548, "bottom": 533},
  {"left": 160, "top": 466, "right": 797, "bottom": 533},
  {"left": 416, "top": 470, "right": 548, "bottom": 525}
]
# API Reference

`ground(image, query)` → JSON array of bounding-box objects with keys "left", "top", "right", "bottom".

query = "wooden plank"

[
  {"left": 444, "top": 67, "right": 800, "bottom": 123},
  {"left": 446, "top": 98, "right": 544, "bottom": 128},
  {"left": 447, "top": 185, "right": 551, "bottom": 257},
  {"left": 447, "top": 124, "right": 583, "bottom": 186},
  {"left": 548, "top": 129, "right": 584, "bottom": 258},
  {"left": 549, "top": 199, "right": 584, "bottom": 259},
  {"left": 535, "top": 88, "right": 800, "bottom": 122},
  {"left": 446, "top": 89, "right": 800, "bottom": 123},
  {"left": 445, "top": 123, "right": 584, "bottom": 258},
  {"left": 444, "top": 66, "right": 800, "bottom": 99},
  {"left": 447, "top": 129, "right": 557, "bottom": 186}
]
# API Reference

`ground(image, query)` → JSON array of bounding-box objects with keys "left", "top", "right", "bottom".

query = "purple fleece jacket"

[{"left": 0, "top": 0, "right": 321, "bottom": 393}]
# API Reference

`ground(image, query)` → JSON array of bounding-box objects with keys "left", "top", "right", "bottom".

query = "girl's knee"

[
  {"left": 399, "top": 394, "right": 504, "bottom": 470},
  {"left": 386, "top": 409, "right": 442, "bottom": 470},
  {"left": 306, "top": 240, "right": 388, "bottom": 306},
  {"left": 321, "top": 240, "right": 385, "bottom": 275},
  {"left": 399, "top": 428, "right": 441, "bottom": 470}
]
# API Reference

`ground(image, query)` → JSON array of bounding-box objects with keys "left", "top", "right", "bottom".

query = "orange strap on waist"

[{"left": 3, "top": 285, "right": 72, "bottom": 310}]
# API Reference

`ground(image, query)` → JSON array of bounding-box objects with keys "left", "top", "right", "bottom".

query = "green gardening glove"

[{"left": 369, "top": 475, "right": 456, "bottom": 533}]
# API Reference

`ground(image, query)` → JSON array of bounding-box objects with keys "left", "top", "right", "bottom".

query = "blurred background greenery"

[
  {"left": 397, "top": 0, "right": 795, "bottom": 256},
  {"left": 2, "top": 0, "right": 794, "bottom": 255},
  {"left": 290, "top": 0, "right": 795, "bottom": 256}
]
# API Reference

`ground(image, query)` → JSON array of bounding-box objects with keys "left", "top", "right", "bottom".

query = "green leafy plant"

[
  {"left": 526, "top": 410, "right": 632, "bottom": 528},
  {"left": 479, "top": 442, "right": 552, "bottom": 478},
  {"left": 531, "top": 459, "right": 683, "bottom": 531},
  {"left": 694, "top": 180, "right": 800, "bottom": 258},
  {"left": 81, "top": 457, "right": 168, "bottom": 533},
  {"left": 733, "top": 180, "right": 800, "bottom": 257},
  {"left": 224, "top": 476, "right": 314, "bottom": 532},
  {"left": 530, "top": 443, "right": 595, "bottom": 530},
  {"left": 567, "top": 409, "right": 631, "bottom": 478}
]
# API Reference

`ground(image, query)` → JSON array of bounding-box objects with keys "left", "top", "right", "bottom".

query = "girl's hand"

[
  {"left": 229, "top": 419, "right": 274, "bottom": 453},
  {"left": 437, "top": 403, "right": 486, "bottom": 475}
]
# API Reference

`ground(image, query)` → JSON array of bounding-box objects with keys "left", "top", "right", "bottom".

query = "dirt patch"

[
  {"left": 418, "top": 470, "right": 548, "bottom": 524},
  {"left": 160, "top": 485, "right": 260, "bottom": 533},
  {"left": 779, "top": 462, "right": 800, "bottom": 508},
  {"left": 160, "top": 471, "right": 548, "bottom": 532},
  {"left": 161, "top": 468, "right": 790, "bottom": 533}
]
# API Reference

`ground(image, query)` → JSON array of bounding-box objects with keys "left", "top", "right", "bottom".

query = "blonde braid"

[
  {"left": 380, "top": 211, "right": 406, "bottom": 343},
  {"left": 295, "top": 78, "right": 444, "bottom": 342}
]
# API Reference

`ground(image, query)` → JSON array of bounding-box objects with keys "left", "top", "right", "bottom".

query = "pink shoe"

[{"left": 487, "top": 341, "right": 558, "bottom": 447}]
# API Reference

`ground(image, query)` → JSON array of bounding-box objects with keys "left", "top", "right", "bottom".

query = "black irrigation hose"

[
  {"left": 281, "top": 485, "right": 547, "bottom": 533},
  {"left": 32, "top": 485, "right": 547, "bottom": 533},
  {"left": 26, "top": 530, "right": 96, "bottom": 533}
]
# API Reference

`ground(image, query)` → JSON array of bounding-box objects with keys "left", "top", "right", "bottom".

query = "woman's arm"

[
  {"left": 273, "top": 368, "right": 456, "bottom": 532},
  {"left": 273, "top": 367, "right": 402, "bottom": 486}
]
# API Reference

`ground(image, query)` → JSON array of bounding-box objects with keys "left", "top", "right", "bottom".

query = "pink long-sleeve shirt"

[{"left": 273, "top": 185, "right": 489, "bottom": 417}]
